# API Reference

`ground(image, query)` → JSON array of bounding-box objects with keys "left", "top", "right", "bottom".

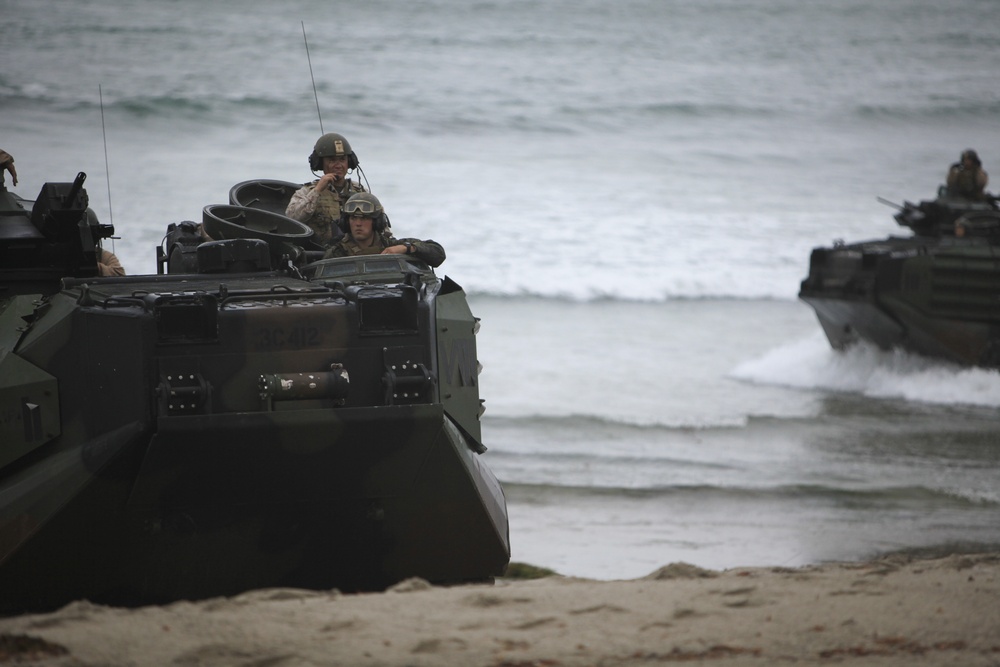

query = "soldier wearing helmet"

[
  {"left": 323, "top": 192, "right": 445, "bottom": 267},
  {"left": 946, "top": 149, "right": 989, "bottom": 201},
  {"left": 285, "top": 133, "right": 367, "bottom": 247}
]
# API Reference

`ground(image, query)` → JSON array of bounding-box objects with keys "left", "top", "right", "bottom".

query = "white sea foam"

[{"left": 732, "top": 333, "right": 1000, "bottom": 408}]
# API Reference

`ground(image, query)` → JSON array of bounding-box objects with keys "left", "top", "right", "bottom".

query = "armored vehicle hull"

[
  {"left": 0, "top": 176, "right": 509, "bottom": 613},
  {"left": 799, "top": 194, "right": 1000, "bottom": 367}
]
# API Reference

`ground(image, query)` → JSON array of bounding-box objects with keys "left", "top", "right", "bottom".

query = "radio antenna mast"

[
  {"left": 302, "top": 22, "right": 324, "bottom": 134},
  {"left": 99, "top": 84, "right": 115, "bottom": 236}
]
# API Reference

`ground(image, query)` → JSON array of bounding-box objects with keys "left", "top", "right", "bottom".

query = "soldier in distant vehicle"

[
  {"left": 324, "top": 192, "right": 445, "bottom": 267},
  {"left": 946, "top": 149, "right": 989, "bottom": 201},
  {"left": 1, "top": 149, "right": 17, "bottom": 187},
  {"left": 285, "top": 133, "right": 367, "bottom": 247}
]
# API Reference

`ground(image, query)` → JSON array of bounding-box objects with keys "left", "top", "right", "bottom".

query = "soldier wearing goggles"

[{"left": 324, "top": 192, "right": 445, "bottom": 267}]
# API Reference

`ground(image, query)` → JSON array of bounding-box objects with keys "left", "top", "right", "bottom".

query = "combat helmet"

[
  {"left": 961, "top": 149, "right": 982, "bottom": 168},
  {"left": 340, "top": 192, "right": 388, "bottom": 233},
  {"left": 309, "top": 133, "right": 359, "bottom": 171}
]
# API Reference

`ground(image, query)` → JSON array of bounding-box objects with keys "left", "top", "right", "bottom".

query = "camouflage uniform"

[
  {"left": 97, "top": 248, "right": 125, "bottom": 277},
  {"left": 285, "top": 179, "right": 366, "bottom": 247},
  {"left": 946, "top": 151, "right": 989, "bottom": 201},
  {"left": 323, "top": 232, "right": 446, "bottom": 268}
]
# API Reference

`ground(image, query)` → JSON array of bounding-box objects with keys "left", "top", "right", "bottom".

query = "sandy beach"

[{"left": 1, "top": 551, "right": 998, "bottom": 666}]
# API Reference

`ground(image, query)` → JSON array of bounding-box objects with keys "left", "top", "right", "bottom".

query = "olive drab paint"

[{"left": 0, "top": 174, "right": 509, "bottom": 613}]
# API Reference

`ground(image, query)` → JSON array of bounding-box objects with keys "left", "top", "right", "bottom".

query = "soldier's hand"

[{"left": 315, "top": 172, "right": 339, "bottom": 190}]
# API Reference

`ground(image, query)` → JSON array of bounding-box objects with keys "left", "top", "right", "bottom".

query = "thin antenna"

[
  {"left": 99, "top": 84, "right": 115, "bottom": 231},
  {"left": 302, "top": 22, "right": 324, "bottom": 134}
]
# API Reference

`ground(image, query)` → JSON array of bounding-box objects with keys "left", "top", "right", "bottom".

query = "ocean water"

[{"left": 4, "top": 0, "right": 1000, "bottom": 580}]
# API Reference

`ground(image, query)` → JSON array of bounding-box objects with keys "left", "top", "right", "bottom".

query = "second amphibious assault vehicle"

[
  {"left": 799, "top": 187, "right": 1000, "bottom": 367},
  {"left": 0, "top": 172, "right": 510, "bottom": 613}
]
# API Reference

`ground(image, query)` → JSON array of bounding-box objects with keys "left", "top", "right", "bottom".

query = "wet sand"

[{"left": 1, "top": 552, "right": 998, "bottom": 666}]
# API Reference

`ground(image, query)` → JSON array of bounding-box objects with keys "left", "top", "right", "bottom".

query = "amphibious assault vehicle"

[
  {"left": 0, "top": 173, "right": 509, "bottom": 613},
  {"left": 799, "top": 189, "right": 1000, "bottom": 367}
]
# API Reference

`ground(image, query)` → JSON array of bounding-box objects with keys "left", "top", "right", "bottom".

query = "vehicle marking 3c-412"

[{"left": 253, "top": 325, "right": 322, "bottom": 350}]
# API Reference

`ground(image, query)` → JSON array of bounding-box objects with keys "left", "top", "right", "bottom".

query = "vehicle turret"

[
  {"left": 892, "top": 192, "right": 1000, "bottom": 238},
  {"left": 1, "top": 172, "right": 114, "bottom": 296}
]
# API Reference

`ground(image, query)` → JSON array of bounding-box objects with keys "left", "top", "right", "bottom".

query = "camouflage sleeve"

[
  {"left": 0, "top": 150, "right": 16, "bottom": 187},
  {"left": 946, "top": 165, "right": 960, "bottom": 188},
  {"left": 285, "top": 184, "right": 318, "bottom": 221},
  {"left": 322, "top": 242, "right": 350, "bottom": 260},
  {"left": 98, "top": 249, "right": 126, "bottom": 276},
  {"left": 402, "top": 238, "right": 446, "bottom": 268}
]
